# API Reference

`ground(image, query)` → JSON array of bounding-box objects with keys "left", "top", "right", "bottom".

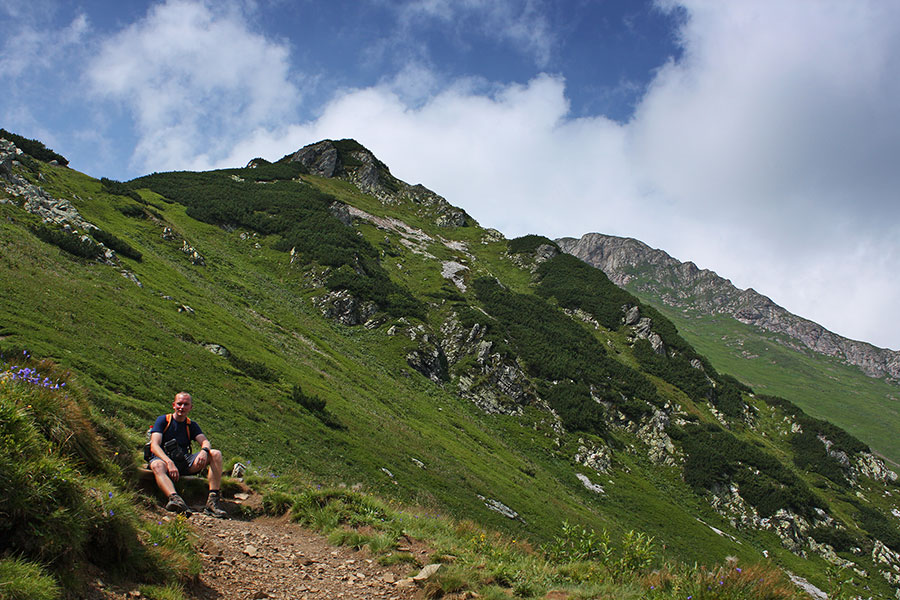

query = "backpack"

[{"left": 143, "top": 414, "right": 192, "bottom": 462}]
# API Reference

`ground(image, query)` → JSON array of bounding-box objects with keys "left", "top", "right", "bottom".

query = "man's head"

[{"left": 172, "top": 392, "right": 192, "bottom": 420}]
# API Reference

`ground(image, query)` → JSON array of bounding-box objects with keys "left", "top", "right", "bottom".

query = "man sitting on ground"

[{"left": 147, "top": 392, "right": 227, "bottom": 517}]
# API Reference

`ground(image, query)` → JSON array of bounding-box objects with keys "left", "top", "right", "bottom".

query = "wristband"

[{"left": 202, "top": 447, "right": 210, "bottom": 454}]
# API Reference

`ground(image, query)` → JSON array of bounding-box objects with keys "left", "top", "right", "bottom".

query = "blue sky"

[{"left": 4, "top": 0, "right": 900, "bottom": 352}]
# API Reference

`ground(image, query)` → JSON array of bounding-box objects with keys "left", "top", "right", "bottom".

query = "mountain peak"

[
  {"left": 285, "top": 138, "right": 390, "bottom": 180},
  {"left": 285, "top": 138, "right": 473, "bottom": 228}
]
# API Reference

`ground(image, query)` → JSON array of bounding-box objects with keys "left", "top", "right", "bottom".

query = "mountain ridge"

[{"left": 557, "top": 232, "right": 900, "bottom": 381}]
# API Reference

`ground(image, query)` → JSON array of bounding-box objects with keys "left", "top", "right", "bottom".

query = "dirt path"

[
  {"left": 89, "top": 495, "right": 426, "bottom": 600},
  {"left": 189, "top": 512, "right": 421, "bottom": 600}
]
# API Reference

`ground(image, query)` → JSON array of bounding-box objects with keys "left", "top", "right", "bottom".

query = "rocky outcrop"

[
  {"left": 0, "top": 137, "right": 126, "bottom": 267},
  {"left": 476, "top": 494, "right": 524, "bottom": 522},
  {"left": 872, "top": 540, "right": 900, "bottom": 588},
  {"left": 509, "top": 243, "right": 558, "bottom": 273},
  {"left": 624, "top": 305, "right": 666, "bottom": 354},
  {"left": 312, "top": 290, "right": 377, "bottom": 326},
  {"left": 439, "top": 313, "right": 537, "bottom": 415},
  {"left": 853, "top": 451, "right": 899, "bottom": 484},
  {"left": 574, "top": 438, "right": 612, "bottom": 474},
  {"left": 288, "top": 140, "right": 340, "bottom": 178},
  {"left": 440, "top": 261, "right": 468, "bottom": 292},
  {"left": 403, "top": 327, "right": 448, "bottom": 383},
  {"left": 558, "top": 233, "right": 900, "bottom": 381},
  {"left": 181, "top": 240, "right": 205, "bottom": 266},
  {"left": 710, "top": 484, "right": 820, "bottom": 554},
  {"left": 288, "top": 140, "right": 472, "bottom": 228},
  {"left": 635, "top": 409, "right": 681, "bottom": 466},
  {"left": 1, "top": 138, "right": 95, "bottom": 233}
]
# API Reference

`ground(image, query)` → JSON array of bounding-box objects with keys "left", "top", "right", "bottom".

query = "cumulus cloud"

[
  {"left": 86, "top": 0, "right": 301, "bottom": 172},
  {"left": 624, "top": 0, "right": 900, "bottom": 344},
  {"left": 633, "top": 1, "right": 900, "bottom": 234}
]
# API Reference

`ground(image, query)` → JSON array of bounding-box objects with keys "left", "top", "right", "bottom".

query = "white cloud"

[
  {"left": 86, "top": 0, "right": 301, "bottom": 173},
  {"left": 0, "top": 12, "right": 88, "bottom": 78},
  {"left": 625, "top": 0, "right": 900, "bottom": 346},
  {"left": 393, "top": 0, "right": 555, "bottom": 67}
]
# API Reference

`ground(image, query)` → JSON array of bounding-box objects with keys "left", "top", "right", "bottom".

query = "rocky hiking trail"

[
  {"left": 90, "top": 493, "right": 429, "bottom": 600},
  {"left": 190, "top": 513, "right": 422, "bottom": 600}
]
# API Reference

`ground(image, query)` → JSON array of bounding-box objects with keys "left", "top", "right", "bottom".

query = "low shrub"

[
  {"left": 507, "top": 234, "right": 559, "bottom": 255},
  {"left": 679, "top": 424, "right": 823, "bottom": 518},
  {"left": 32, "top": 224, "right": 103, "bottom": 260},
  {"left": 227, "top": 354, "right": 278, "bottom": 382},
  {"left": 470, "top": 277, "right": 659, "bottom": 409},
  {"left": 262, "top": 490, "right": 294, "bottom": 516},
  {"left": 543, "top": 521, "right": 655, "bottom": 583},
  {"left": 642, "top": 560, "right": 801, "bottom": 600},
  {"left": 100, "top": 177, "right": 144, "bottom": 204},
  {"left": 791, "top": 429, "right": 848, "bottom": 485},
  {"left": 857, "top": 505, "right": 900, "bottom": 552},
  {"left": 542, "top": 381, "right": 607, "bottom": 436},
  {"left": 92, "top": 228, "right": 143, "bottom": 261},
  {"left": 808, "top": 526, "right": 857, "bottom": 552},
  {"left": 290, "top": 383, "right": 326, "bottom": 412},
  {"left": 129, "top": 168, "right": 423, "bottom": 318},
  {"left": 760, "top": 395, "right": 868, "bottom": 455},
  {"left": 117, "top": 203, "right": 147, "bottom": 218}
]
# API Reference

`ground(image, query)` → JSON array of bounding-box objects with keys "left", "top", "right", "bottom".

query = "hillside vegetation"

[
  {"left": 2, "top": 134, "right": 900, "bottom": 599},
  {"left": 556, "top": 233, "right": 900, "bottom": 466}
]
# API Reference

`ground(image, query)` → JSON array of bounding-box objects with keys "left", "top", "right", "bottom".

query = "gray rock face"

[
  {"left": 440, "top": 261, "right": 468, "bottom": 292},
  {"left": 312, "top": 290, "right": 377, "bottom": 326},
  {"left": 287, "top": 140, "right": 472, "bottom": 228},
  {"left": 406, "top": 336, "right": 448, "bottom": 383},
  {"left": 440, "top": 313, "right": 536, "bottom": 414},
  {"left": 476, "top": 494, "right": 523, "bottom": 521},
  {"left": 288, "top": 140, "right": 339, "bottom": 177},
  {"left": 558, "top": 232, "right": 900, "bottom": 381},
  {"left": 328, "top": 201, "right": 354, "bottom": 227}
]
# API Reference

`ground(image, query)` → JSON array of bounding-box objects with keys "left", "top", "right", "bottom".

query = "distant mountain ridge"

[{"left": 557, "top": 232, "right": 900, "bottom": 382}]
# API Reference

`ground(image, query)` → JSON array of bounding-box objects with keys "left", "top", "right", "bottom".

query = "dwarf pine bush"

[{"left": 32, "top": 224, "right": 103, "bottom": 260}]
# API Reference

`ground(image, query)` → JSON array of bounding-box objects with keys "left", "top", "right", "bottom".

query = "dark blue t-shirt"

[{"left": 151, "top": 415, "right": 203, "bottom": 456}]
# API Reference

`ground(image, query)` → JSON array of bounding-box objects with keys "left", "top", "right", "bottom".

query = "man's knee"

[{"left": 150, "top": 459, "right": 166, "bottom": 475}]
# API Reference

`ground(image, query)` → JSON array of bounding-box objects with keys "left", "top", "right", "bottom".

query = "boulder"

[{"left": 412, "top": 563, "right": 442, "bottom": 582}]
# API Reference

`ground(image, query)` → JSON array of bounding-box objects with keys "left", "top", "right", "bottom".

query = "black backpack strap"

[{"left": 162, "top": 414, "right": 192, "bottom": 451}]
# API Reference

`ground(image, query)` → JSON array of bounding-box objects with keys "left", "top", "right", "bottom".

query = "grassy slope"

[
  {"left": 3, "top": 158, "right": 899, "bottom": 597},
  {"left": 637, "top": 298, "right": 900, "bottom": 466}
]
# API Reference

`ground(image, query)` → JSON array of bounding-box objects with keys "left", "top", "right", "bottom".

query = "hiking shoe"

[
  {"left": 204, "top": 492, "right": 227, "bottom": 518},
  {"left": 165, "top": 493, "right": 192, "bottom": 516}
]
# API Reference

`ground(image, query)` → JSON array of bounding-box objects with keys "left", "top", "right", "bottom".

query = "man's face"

[{"left": 172, "top": 394, "right": 192, "bottom": 418}]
